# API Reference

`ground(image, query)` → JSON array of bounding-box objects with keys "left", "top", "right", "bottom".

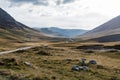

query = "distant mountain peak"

[{"left": 34, "top": 27, "right": 88, "bottom": 38}]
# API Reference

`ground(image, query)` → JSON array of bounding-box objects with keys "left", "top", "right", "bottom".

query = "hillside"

[
  {"left": 80, "top": 15, "right": 120, "bottom": 41},
  {"left": 34, "top": 27, "right": 88, "bottom": 38},
  {"left": 0, "top": 8, "right": 50, "bottom": 42}
]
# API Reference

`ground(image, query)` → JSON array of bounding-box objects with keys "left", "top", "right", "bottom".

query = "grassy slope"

[
  {"left": 0, "top": 25, "right": 52, "bottom": 51},
  {"left": 0, "top": 42, "right": 120, "bottom": 80}
]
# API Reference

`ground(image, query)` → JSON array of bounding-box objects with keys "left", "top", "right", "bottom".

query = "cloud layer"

[
  {"left": 1, "top": 0, "right": 120, "bottom": 29},
  {"left": 8, "top": 0, "right": 76, "bottom": 7}
]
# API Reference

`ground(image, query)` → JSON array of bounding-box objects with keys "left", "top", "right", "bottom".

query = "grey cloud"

[
  {"left": 63, "top": 0, "right": 75, "bottom": 4},
  {"left": 8, "top": 0, "right": 49, "bottom": 6},
  {"left": 56, "top": 0, "right": 76, "bottom": 5},
  {"left": 28, "top": 9, "right": 33, "bottom": 13},
  {"left": 8, "top": 0, "right": 76, "bottom": 7},
  {"left": 56, "top": 0, "right": 61, "bottom": 5}
]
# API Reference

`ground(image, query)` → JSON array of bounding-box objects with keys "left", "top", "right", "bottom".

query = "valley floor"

[{"left": 0, "top": 41, "right": 120, "bottom": 80}]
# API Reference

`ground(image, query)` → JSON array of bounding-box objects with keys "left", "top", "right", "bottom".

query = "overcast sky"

[{"left": 0, "top": 0, "right": 120, "bottom": 30}]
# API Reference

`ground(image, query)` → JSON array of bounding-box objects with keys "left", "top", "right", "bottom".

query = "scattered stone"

[
  {"left": 81, "top": 58, "right": 86, "bottom": 66},
  {"left": 72, "top": 58, "right": 98, "bottom": 71},
  {"left": 72, "top": 65, "right": 89, "bottom": 71},
  {"left": 24, "top": 62, "right": 37, "bottom": 69},
  {"left": 72, "top": 65, "right": 80, "bottom": 71},
  {"left": 24, "top": 62, "right": 31, "bottom": 66},
  {"left": 79, "top": 66, "right": 90, "bottom": 71},
  {"left": 89, "top": 60, "right": 97, "bottom": 64}
]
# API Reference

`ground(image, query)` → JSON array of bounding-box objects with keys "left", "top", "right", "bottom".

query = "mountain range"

[
  {"left": 80, "top": 15, "right": 120, "bottom": 42},
  {"left": 34, "top": 27, "right": 88, "bottom": 38},
  {"left": 1, "top": 8, "right": 120, "bottom": 42},
  {"left": 0, "top": 8, "right": 51, "bottom": 42}
]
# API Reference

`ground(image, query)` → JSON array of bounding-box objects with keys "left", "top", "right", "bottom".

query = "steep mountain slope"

[
  {"left": 0, "top": 8, "right": 49, "bottom": 42},
  {"left": 34, "top": 27, "right": 88, "bottom": 38},
  {"left": 81, "top": 15, "right": 120, "bottom": 41},
  {"left": 88, "top": 34, "right": 120, "bottom": 42}
]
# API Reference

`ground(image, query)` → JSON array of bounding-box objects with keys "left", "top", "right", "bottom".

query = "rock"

[
  {"left": 89, "top": 60, "right": 97, "bottom": 64},
  {"left": 24, "top": 62, "right": 31, "bottom": 66},
  {"left": 81, "top": 58, "right": 87, "bottom": 66},
  {"left": 24, "top": 62, "right": 37, "bottom": 69},
  {"left": 72, "top": 65, "right": 90, "bottom": 71},
  {"left": 79, "top": 66, "right": 90, "bottom": 71},
  {"left": 72, "top": 65, "right": 80, "bottom": 71}
]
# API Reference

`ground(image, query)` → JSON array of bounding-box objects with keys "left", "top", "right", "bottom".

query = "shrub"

[
  {"left": 84, "top": 50, "right": 94, "bottom": 53},
  {"left": 36, "top": 51, "right": 50, "bottom": 56}
]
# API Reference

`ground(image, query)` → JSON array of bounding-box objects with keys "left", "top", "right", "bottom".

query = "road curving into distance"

[{"left": 0, "top": 47, "right": 32, "bottom": 54}]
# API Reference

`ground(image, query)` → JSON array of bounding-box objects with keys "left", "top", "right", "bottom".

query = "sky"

[{"left": 0, "top": 0, "right": 120, "bottom": 30}]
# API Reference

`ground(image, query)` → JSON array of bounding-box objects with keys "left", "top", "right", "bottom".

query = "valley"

[
  {"left": 34, "top": 27, "right": 88, "bottom": 38},
  {"left": 0, "top": 42, "right": 120, "bottom": 80},
  {"left": 0, "top": 3, "right": 120, "bottom": 80}
]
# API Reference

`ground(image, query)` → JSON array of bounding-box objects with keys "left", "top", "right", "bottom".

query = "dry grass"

[
  {"left": 0, "top": 42, "right": 120, "bottom": 80},
  {"left": 0, "top": 41, "right": 50, "bottom": 51}
]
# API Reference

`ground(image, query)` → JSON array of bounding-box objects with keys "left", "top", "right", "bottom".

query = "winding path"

[{"left": 0, "top": 47, "right": 32, "bottom": 54}]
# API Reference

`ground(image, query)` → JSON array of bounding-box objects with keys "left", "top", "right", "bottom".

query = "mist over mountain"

[{"left": 34, "top": 27, "right": 88, "bottom": 38}]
